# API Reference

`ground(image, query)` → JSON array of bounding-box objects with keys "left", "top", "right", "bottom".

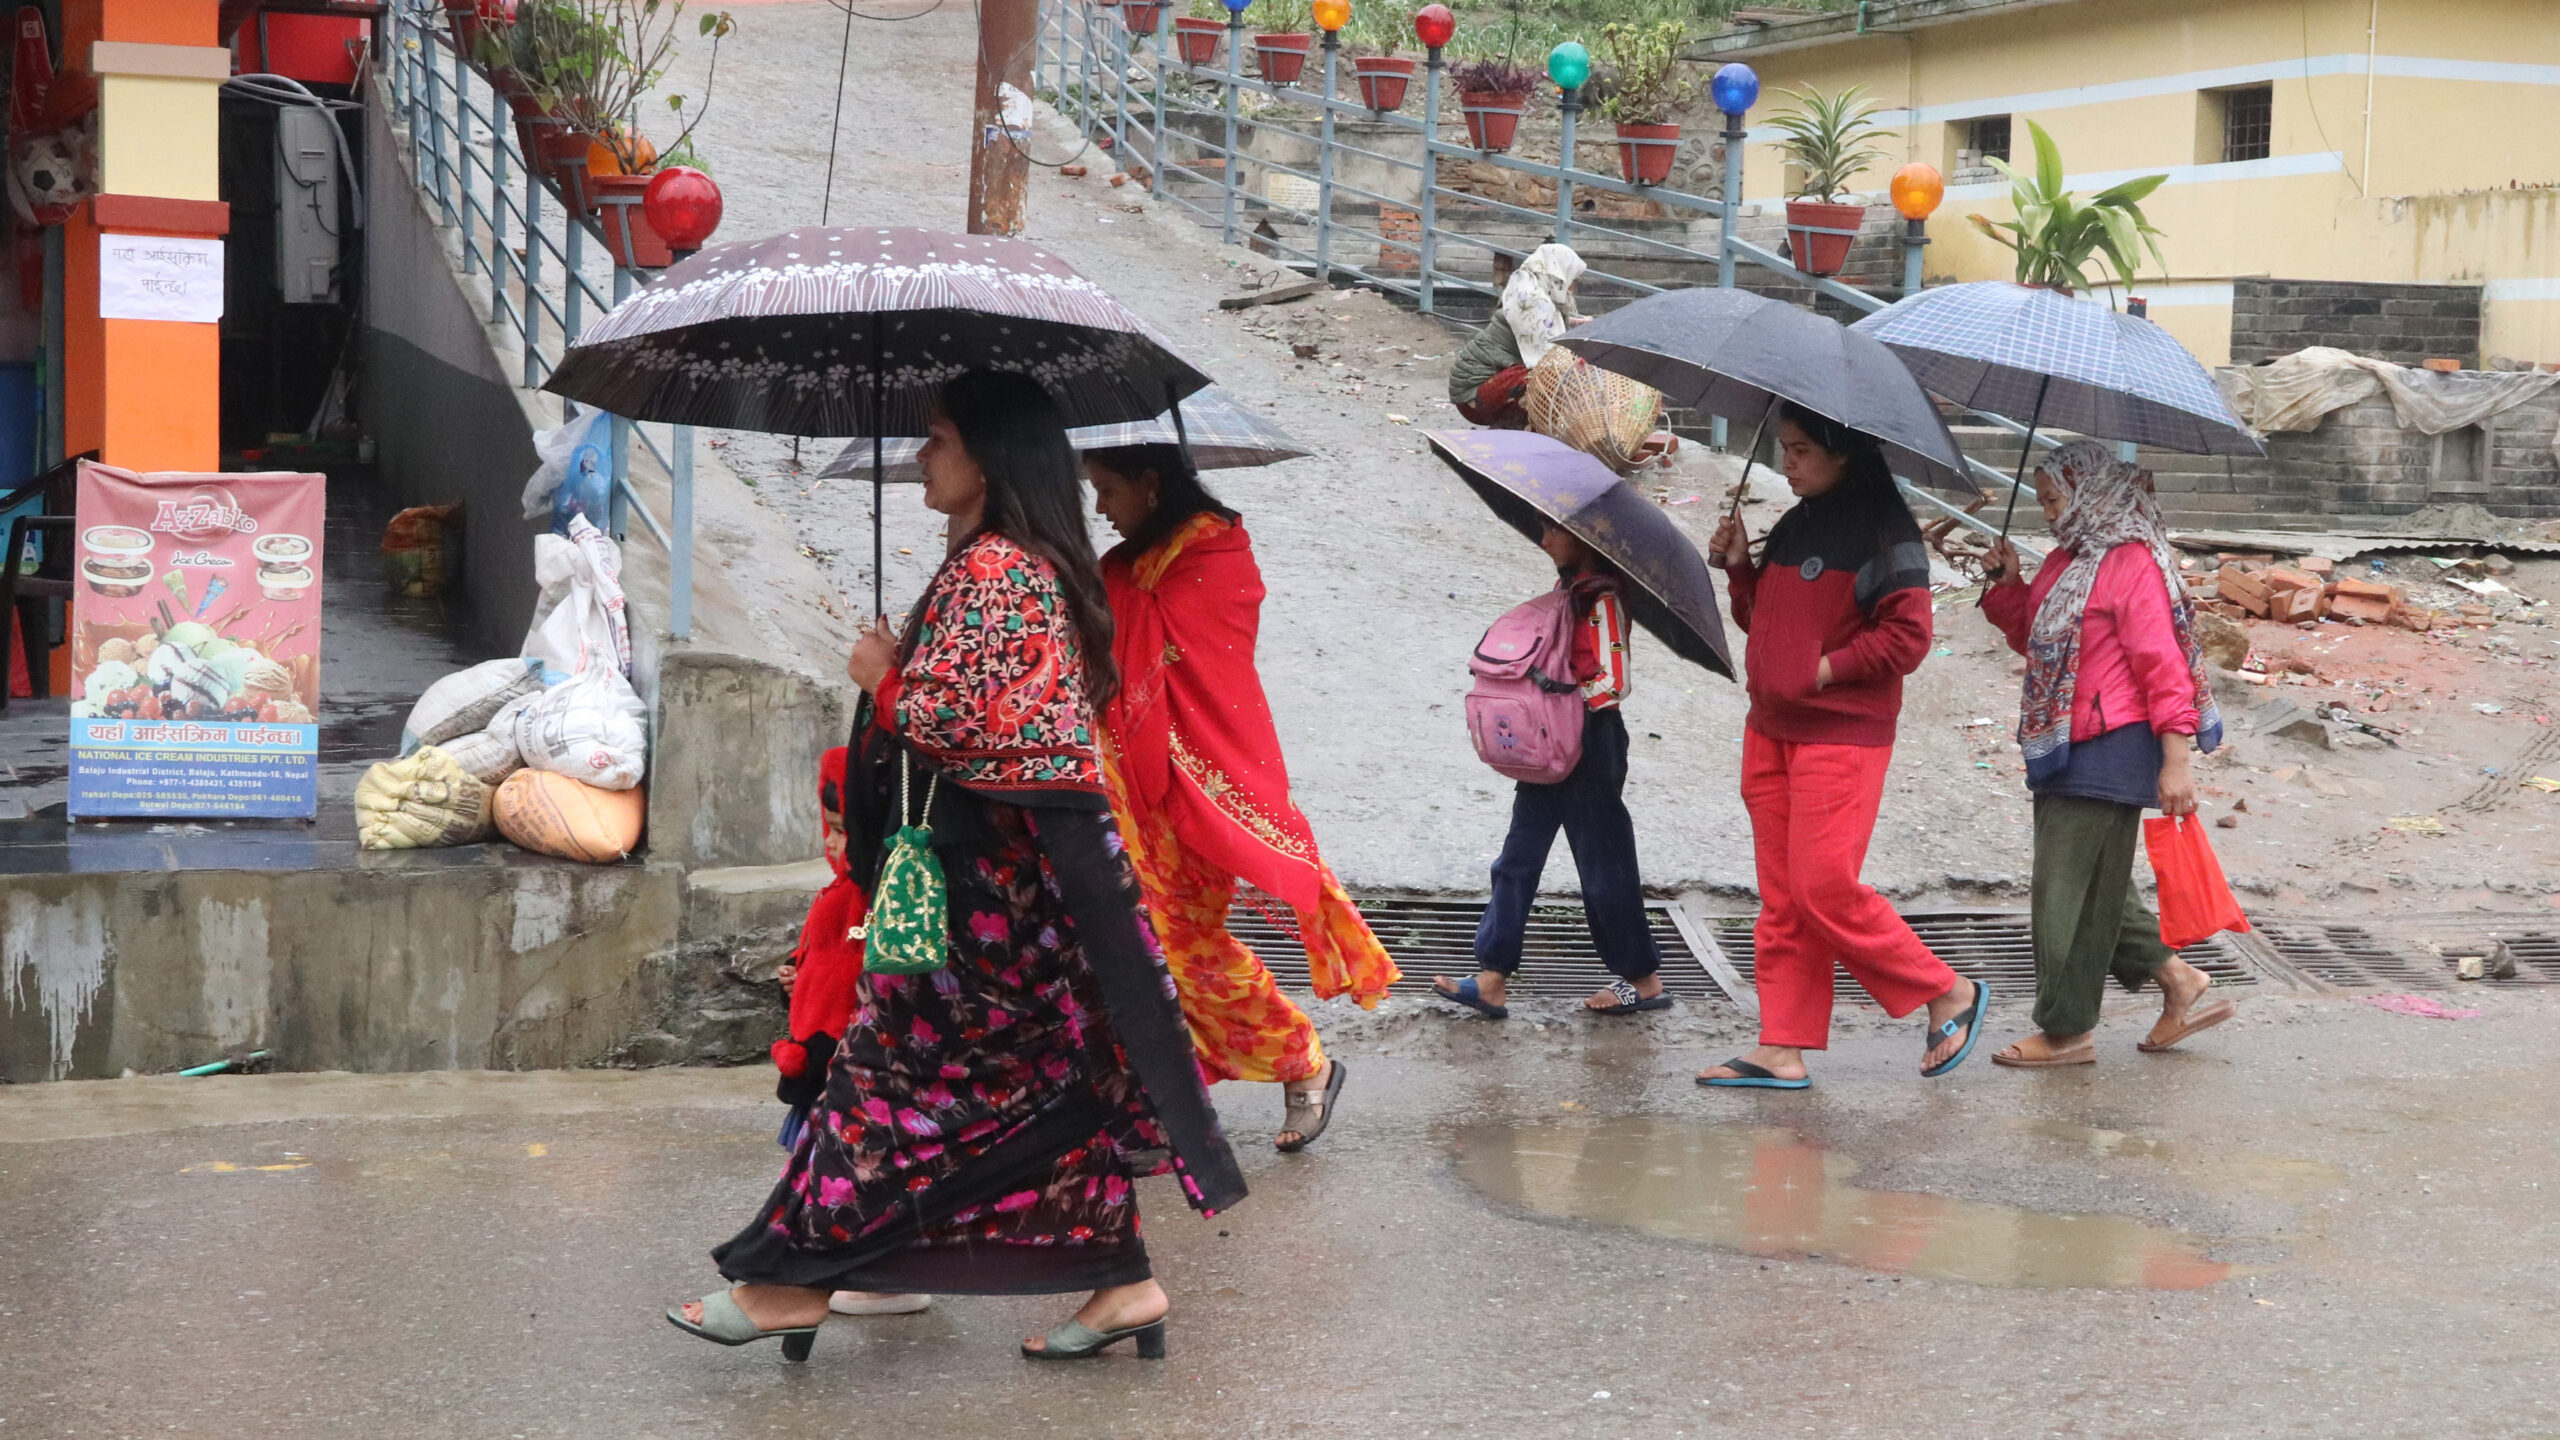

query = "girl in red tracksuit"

[{"left": 1696, "top": 404, "right": 1986, "bottom": 1090}]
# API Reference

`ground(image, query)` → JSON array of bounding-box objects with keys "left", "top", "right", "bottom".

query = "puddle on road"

[{"left": 1453, "top": 1118, "right": 2233, "bottom": 1290}]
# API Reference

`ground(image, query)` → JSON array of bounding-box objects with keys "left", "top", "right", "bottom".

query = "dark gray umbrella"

[
  {"left": 1427, "top": 429, "right": 1733, "bottom": 680},
  {"left": 817, "top": 385, "right": 1308, "bottom": 481},
  {"left": 1557, "top": 287, "right": 1977, "bottom": 496}
]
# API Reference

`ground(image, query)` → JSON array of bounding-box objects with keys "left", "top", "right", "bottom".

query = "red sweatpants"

[{"left": 1741, "top": 729, "right": 1956, "bottom": 1049}]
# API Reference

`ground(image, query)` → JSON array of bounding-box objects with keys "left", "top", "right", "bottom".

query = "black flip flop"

[
  {"left": 1433, "top": 977, "right": 1509, "bottom": 1020},
  {"left": 1588, "top": 979, "right": 1674, "bottom": 1016},
  {"left": 1274, "top": 1059, "right": 1347, "bottom": 1153},
  {"left": 1696, "top": 1058, "right": 1811, "bottom": 1090}
]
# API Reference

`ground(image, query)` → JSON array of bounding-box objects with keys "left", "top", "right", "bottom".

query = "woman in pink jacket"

[{"left": 1981, "top": 441, "right": 2237, "bottom": 1067}]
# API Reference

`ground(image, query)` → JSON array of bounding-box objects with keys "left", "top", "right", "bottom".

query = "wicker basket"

[{"left": 1525, "top": 349, "right": 1664, "bottom": 475}]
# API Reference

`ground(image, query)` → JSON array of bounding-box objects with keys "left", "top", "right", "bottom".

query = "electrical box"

[{"left": 275, "top": 106, "right": 340, "bottom": 305}]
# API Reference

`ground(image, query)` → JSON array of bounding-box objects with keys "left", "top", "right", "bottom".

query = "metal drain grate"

[
  {"left": 2349, "top": 925, "right": 2560, "bottom": 987},
  {"left": 1227, "top": 896, "right": 1722, "bottom": 1002},
  {"left": 1709, "top": 911, "right": 2254, "bottom": 1004},
  {"left": 2253, "top": 922, "right": 2450, "bottom": 990}
]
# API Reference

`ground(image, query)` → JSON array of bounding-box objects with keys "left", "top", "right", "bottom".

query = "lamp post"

[
  {"left": 1313, "top": 0, "right": 1349, "bottom": 282},
  {"left": 1221, "top": 0, "right": 1249, "bottom": 244},
  {"left": 1888, "top": 161, "right": 1941, "bottom": 300},
  {"left": 1414, "top": 4, "right": 1453, "bottom": 314},
  {"left": 642, "top": 166, "right": 724, "bottom": 263},
  {"left": 1709, "top": 61, "right": 1756, "bottom": 450},
  {"left": 1547, "top": 41, "right": 1589, "bottom": 250}
]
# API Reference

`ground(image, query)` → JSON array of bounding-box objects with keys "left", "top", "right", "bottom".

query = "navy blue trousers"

[{"left": 1473, "top": 708, "right": 1662, "bottom": 982}]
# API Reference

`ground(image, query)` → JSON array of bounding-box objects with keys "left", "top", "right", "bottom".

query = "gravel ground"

[{"left": 651, "top": 2, "right": 2560, "bottom": 913}]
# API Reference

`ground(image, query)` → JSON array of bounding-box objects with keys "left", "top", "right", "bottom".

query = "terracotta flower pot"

[
  {"left": 442, "top": 0, "right": 478, "bottom": 48},
  {"left": 1614, "top": 121, "right": 1680, "bottom": 185},
  {"left": 1458, "top": 88, "right": 1527, "bottom": 151},
  {"left": 534, "top": 123, "right": 599, "bottom": 216},
  {"left": 1252, "top": 32, "right": 1311, "bottom": 84},
  {"left": 1352, "top": 55, "right": 1414, "bottom": 111},
  {"left": 1172, "top": 16, "right": 1224, "bottom": 66},
  {"left": 1783, "top": 198, "right": 1867, "bottom": 277},
  {"left": 591, "top": 173, "right": 674, "bottom": 269},
  {"left": 1121, "top": 0, "right": 1167, "bottom": 35}
]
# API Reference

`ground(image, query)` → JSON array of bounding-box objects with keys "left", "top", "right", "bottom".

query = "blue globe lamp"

[
  {"left": 1221, "top": 0, "right": 1250, "bottom": 13},
  {"left": 1710, "top": 62, "right": 1758, "bottom": 115},
  {"left": 1546, "top": 41, "right": 1590, "bottom": 91}
]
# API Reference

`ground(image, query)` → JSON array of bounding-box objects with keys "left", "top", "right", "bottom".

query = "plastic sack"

[
  {"left": 2143, "top": 814, "right": 2253, "bottom": 950},
  {"left": 521, "top": 514, "right": 630, "bottom": 683},
  {"left": 381, "top": 502, "right": 464, "bottom": 598},
  {"left": 355, "top": 745, "right": 497, "bottom": 849},
  {"left": 1526, "top": 349, "right": 1665, "bottom": 475},
  {"left": 520, "top": 409, "right": 612, "bottom": 531},
  {"left": 511, "top": 663, "right": 647, "bottom": 790},
  {"left": 400, "top": 656, "right": 545, "bottom": 755},
  {"left": 495, "top": 768, "right": 645, "bottom": 863}
]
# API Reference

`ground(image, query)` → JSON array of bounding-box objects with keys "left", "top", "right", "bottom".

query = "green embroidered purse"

[{"left": 852, "top": 754, "right": 947, "bottom": 975}]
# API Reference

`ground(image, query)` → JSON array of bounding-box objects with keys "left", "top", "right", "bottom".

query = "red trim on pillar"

[{"left": 90, "top": 194, "right": 231, "bottom": 236}]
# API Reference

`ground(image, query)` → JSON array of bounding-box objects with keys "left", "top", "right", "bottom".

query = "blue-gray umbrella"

[
  {"left": 1556, "top": 287, "right": 1977, "bottom": 497},
  {"left": 1427, "top": 429, "right": 1733, "bottom": 680},
  {"left": 1849, "top": 281, "right": 2261, "bottom": 457},
  {"left": 817, "top": 386, "right": 1309, "bottom": 481}
]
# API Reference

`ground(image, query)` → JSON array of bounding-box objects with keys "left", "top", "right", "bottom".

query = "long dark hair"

[
  {"left": 1777, "top": 401, "right": 1897, "bottom": 506},
  {"left": 935, "top": 370, "right": 1119, "bottom": 704},
  {"left": 1084, "top": 442, "right": 1239, "bottom": 559}
]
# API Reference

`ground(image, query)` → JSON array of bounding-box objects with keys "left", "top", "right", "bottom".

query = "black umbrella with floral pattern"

[{"left": 542, "top": 226, "right": 1211, "bottom": 612}]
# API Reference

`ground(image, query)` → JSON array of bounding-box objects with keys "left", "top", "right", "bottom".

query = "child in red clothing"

[
  {"left": 772, "top": 747, "right": 865, "bottom": 1128},
  {"left": 1696, "top": 405, "right": 1985, "bottom": 1090}
]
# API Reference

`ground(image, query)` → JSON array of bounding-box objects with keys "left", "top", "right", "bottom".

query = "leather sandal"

[
  {"left": 1990, "top": 1035, "right": 2096, "bottom": 1068},
  {"left": 1022, "top": 1315, "right": 1168, "bottom": 1361},
  {"left": 1275, "top": 1059, "right": 1347, "bottom": 1153},
  {"left": 665, "top": 1289, "right": 823, "bottom": 1362},
  {"left": 2139, "top": 992, "right": 2237, "bottom": 1053}
]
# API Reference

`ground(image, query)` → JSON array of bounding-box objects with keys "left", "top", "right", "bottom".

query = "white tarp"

[{"left": 2217, "top": 347, "right": 2560, "bottom": 441}]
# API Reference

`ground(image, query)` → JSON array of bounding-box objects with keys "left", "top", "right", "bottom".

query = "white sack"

[
  {"left": 521, "top": 409, "right": 612, "bottom": 520},
  {"left": 510, "top": 664, "right": 648, "bottom": 791},
  {"left": 400, "top": 656, "right": 546, "bottom": 755},
  {"left": 521, "top": 514, "right": 631, "bottom": 684}
]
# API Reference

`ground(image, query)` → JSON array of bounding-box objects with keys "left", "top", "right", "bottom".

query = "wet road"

[{"left": 4, "top": 990, "right": 2557, "bottom": 1438}]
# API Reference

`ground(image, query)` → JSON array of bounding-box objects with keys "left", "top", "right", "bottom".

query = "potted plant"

[
  {"left": 1172, "top": 0, "right": 1227, "bottom": 67},
  {"left": 1594, "top": 21, "right": 1695, "bottom": 186},
  {"left": 1349, "top": 8, "right": 1413, "bottom": 112},
  {"left": 1967, "top": 119, "right": 2167, "bottom": 293},
  {"left": 530, "top": 0, "right": 736, "bottom": 265},
  {"left": 1250, "top": 0, "right": 1312, "bottom": 85},
  {"left": 1764, "top": 82, "right": 1895, "bottom": 276},
  {"left": 1449, "top": 57, "right": 1538, "bottom": 152},
  {"left": 1121, "top": 0, "right": 1169, "bottom": 39},
  {"left": 507, "top": 0, "right": 605, "bottom": 211}
]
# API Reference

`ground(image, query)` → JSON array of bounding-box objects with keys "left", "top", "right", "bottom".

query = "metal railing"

[
  {"left": 380, "top": 3, "right": 701, "bottom": 639},
  {"left": 1036, "top": 1, "right": 2057, "bottom": 539}
]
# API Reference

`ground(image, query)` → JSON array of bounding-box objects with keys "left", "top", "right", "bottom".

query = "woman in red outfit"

[{"left": 1697, "top": 405, "right": 1986, "bottom": 1090}]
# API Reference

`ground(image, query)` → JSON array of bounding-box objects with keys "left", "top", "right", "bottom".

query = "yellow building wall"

[
  {"left": 1727, "top": 0, "right": 2560, "bottom": 364},
  {"left": 98, "top": 75, "right": 221, "bottom": 202}
]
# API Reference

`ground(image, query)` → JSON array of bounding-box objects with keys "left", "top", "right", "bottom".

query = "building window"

[
  {"left": 1968, "top": 115, "right": 2011, "bottom": 164},
  {"left": 1948, "top": 114, "right": 2009, "bottom": 181},
  {"left": 2220, "top": 84, "right": 2272, "bottom": 163}
]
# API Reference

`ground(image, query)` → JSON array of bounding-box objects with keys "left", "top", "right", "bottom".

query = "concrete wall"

[
  {"left": 2230, "top": 278, "right": 2483, "bottom": 369},
  {"left": 359, "top": 97, "right": 548, "bottom": 657},
  {"left": 2145, "top": 388, "right": 2560, "bottom": 528}
]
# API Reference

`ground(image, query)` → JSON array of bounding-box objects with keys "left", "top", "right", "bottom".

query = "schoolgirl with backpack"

[{"left": 1433, "top": 522, "right": 1670, "bottom": 1020}]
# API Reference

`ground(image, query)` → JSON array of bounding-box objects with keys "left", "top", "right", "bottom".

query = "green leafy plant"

[
  {"left": 517, "top": 0, "right": 735, "bottom": 172},
  {"left": 1185, "top": 0, "right": 1231, "bottom": 20},
  {"left": 1592, "top": 20, "right": 1695, "bottom": 126},
  {"left": 1254, "top": 0, "right": 1310, "bottom": 31},
  {"left": 1967, "top": 117, "right": 2167, "bottom": 292},
  {"left": 1345, "top": 2, "right": 1403, "bottom": 55},
  {"left": 1762, "top": 82, "right": 1894, "bottom": 200}
]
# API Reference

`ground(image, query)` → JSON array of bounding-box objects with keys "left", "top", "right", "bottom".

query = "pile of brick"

[{"left": 2189, "top": 553, "right": 2472, "bottom": 632}]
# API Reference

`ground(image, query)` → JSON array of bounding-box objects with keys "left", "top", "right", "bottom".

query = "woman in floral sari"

[
  {"left": 669, "top": 371, "right": 1245, "bottom": 1364},
  {"left": 1085, "top": 443, "right": 1399, "bottom": 1152}
]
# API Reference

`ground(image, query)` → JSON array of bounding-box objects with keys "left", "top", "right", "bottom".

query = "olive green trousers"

[{"left": 2030, "top": 793, "right": 2175, "bottom": 1037}]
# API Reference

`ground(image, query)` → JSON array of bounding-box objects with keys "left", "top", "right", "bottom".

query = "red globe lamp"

[
  {"left": 643, "top": 167, "right": 723, "bottom": 258},
  {"left": 1413, "top": 3, "right": 1454, "bottom": 50},
  {"left": 1889, "top": 162, "right": 1944, "bottom": 221}
]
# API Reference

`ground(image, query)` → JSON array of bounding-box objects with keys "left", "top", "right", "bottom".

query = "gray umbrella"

[
  {"left": 817, "top": 386, "right": 1309, "bottom": 481},
  {"left": 1557, "top": 287, "right": 1978, "bottom": 496}
]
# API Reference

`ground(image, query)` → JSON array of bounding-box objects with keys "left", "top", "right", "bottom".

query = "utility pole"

[{"left": 968, "top": 0, "right": 1037, "bottom": 235}]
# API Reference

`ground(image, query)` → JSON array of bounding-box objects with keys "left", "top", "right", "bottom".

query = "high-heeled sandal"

[
  {"left": 1020, "top": 1315, "right": 1168, "bottom": 1361},
  {"left": 665, "top": 1289, "right": 823, "bottom": 1362}
]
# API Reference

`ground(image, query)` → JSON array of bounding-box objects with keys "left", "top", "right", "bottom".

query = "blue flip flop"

[
  {"left": 1433, "top": 976, "right": 1509, "bottom": 1020},
  {"left": 1696, "top": 1058, "right": 1811, "bottom": 1090},
  {"left": 1921, "top": 977, "right": 1991, "bottom": 1078}
]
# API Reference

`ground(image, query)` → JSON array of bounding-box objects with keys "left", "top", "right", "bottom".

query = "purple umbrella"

[{"left": 1428, "top": 430, "right": 1734, "bottom": 680}]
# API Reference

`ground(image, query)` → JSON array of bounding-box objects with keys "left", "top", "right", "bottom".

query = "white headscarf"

[{"left": 1501, "top": 243, "right": 1585, "bottom": 369}]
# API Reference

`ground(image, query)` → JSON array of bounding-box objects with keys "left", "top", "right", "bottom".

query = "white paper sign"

[{"left": 98, "top": 234, "right": 224, "bottom": 324}]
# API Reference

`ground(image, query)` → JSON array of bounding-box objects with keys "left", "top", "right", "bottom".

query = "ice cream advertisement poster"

[{"left": 68, "top": 463, "right": 325, "bottom": 819}]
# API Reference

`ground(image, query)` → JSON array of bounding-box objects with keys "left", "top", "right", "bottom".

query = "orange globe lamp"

[
  {"left": 1890, "top": 162, "right": 1945, "bottom": 221},
  {"left": 586, "top": 130, "right": 658, "bottom": 178},
  {"left": 1313, "top": 0, "right": 1349, "bottom": 31}
]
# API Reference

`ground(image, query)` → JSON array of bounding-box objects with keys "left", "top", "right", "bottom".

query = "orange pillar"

[{"left": 60, "top": 0, "right": 228, "bottom": 473}]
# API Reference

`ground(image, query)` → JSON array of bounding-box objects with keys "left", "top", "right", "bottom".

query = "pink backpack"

[{"left": 1466, "top": 588, "right": 1587, "bottom": 784}]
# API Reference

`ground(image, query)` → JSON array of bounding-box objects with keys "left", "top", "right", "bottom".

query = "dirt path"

[{"left": 655, "top": 2, "right": 2560, "bottom": 915}]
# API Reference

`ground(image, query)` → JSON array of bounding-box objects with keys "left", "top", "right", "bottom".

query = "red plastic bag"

[{"left": 2143, "top": 814, "right": 2252, "bottom": 950}]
